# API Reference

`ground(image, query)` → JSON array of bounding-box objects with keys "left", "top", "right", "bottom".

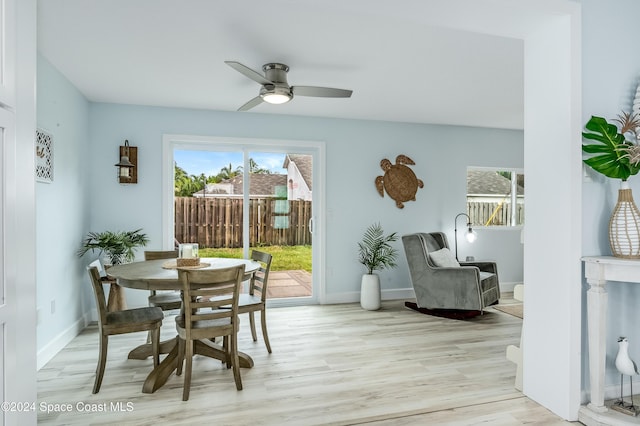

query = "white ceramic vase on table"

[{"left": 360, "top": 274, "right": 381, "bottom": 310}]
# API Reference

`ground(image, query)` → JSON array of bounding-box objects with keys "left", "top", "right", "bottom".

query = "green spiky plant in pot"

[
  {"left": 77, "top": 229, "right": 148, "bottom": 313},
  {"left": 77, "top": 228, "right": 149, "bottom": 265},
  {"left": 583, "top": 112, "right": 640, "bottom": 258},
  {"left": 357, "top": 223, "right": 398, "bottom": 310}
]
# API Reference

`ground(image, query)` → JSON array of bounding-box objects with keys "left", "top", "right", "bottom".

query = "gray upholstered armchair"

[{"left": 401, "top": 232, "right": 500, "bottom": 313}]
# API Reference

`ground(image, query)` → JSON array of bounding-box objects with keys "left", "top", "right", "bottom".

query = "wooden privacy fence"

[
  {"left": 175, "top": 197, "right": 312, "bottom": 248},
  {"left": 468, "top": 201, "right": 524, "bottom": 226}
]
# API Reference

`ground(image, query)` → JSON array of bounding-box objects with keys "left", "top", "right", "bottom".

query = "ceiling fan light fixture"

[
  {"left": 260, "top": 85, "right": 292, "bottom": 104},
  {"left": 262, "top": 92, "right": 291, "bottom": 104}
]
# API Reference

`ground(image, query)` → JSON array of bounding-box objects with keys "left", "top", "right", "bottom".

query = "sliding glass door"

[
  {"left": 164, "top": 135, "right": 322, "bottom": 306},
  {"left": 247, "top": 151, "right": 313, "bottom": 300}
]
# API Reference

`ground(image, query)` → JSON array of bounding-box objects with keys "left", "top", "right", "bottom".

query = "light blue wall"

[
  {"left": 88, "top": 103, "right": 524, "bottom": 308},
  {"left": 581, "top": 0, "right": 640, "bottom": 396},
  {"left": 36, "top": 53, "right": 524, "bottom": 365},
  {"left": 36, "top": 55, "right": 91, "bottom": 359}
]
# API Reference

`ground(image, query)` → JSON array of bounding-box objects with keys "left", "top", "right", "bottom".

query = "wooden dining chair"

[
  {"left": 175, "top": 264, "right": 245, "bottom": 401},
  {"left": 238, "top": 250, "right": 274, "bottom": 353},
  {"left": 87, "top": 266, "right": 163, "bottom": 393},
  {"left": 88, "top": 259, "right": 125, "bottom": 312},
  {"left": 144, "top": 250, "right": 181, "bottom": 311}
]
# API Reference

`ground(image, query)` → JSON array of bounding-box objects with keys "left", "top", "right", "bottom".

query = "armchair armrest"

[
  {"left": 431, "top": 265, "right": 481, "bottom": 279},
  {"left": 428, "top": 266, "right": 483, "bottom": 308},
  {"left": 459, "top": 261, "right": 497, "bottom": 275}
]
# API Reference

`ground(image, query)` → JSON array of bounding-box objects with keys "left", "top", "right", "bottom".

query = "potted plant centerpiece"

[
  {"left": 583, "top": 113, "right": 640, "bottom": 258},
  {"left": 77, "top": 228, "right": 149, "bottom": 266},
  {"left": 357, "top": 223, "right": 398, "bottom": 310}
]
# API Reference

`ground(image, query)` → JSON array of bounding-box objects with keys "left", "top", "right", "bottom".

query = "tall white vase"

[
  {"left": 609, "top": 180, "right": 640, "bottom": 259},
  {"left": 360, "top": 274, "right": 381, "bottom": 310}
]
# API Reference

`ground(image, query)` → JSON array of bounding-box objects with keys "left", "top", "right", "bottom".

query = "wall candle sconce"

[
  {"left": 454, "top": 212, "right": 477, "bottom": 261},
  {"left": 115, "top": 140, "right": 137, "bottom": 184}
]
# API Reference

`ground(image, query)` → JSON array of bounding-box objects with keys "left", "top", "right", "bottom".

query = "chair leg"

[
  {"left": 93, "top": 334, "right": 108, "bottom": 394},
  {"left": 223, "top": 336, "right": 231, "bottom": 369},
  {"left": 249, "top": 311, "right": 258, "bottom": 342},
  {"left": 182, "top": 340, "right": 193, "bottom": 401},
  {"left": 176, "top": 337, "right": 185, "bottom": 376},
  {"left": 261, "top": 309, "right": 272, "bottom": 354},
  {"left": 151, "top": 327, "right": 160, "bottom": 368},
  {"left": 230, "top": 333, "right": 242, "bottom": 391}
]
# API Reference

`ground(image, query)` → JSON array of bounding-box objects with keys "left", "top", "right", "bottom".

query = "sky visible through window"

[{"left": 175, "top": 150, "right": 286, "bottom": 176}]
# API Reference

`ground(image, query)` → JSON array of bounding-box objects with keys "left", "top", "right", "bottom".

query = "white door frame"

[
  {"left": 162, "top": 134, "right": 326, "bottom": 306},
  {"left": 7, "top": 0, "right": 37, "bottom": 424}
]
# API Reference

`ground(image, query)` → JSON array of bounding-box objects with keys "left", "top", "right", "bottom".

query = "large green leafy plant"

[
  {"left": 582, "top": 114, "right": 640, "bottom": 181},
  {"left": 77, "top": 229, "right": 149, "bottom": 265},
  {"left": 357, "top": 223, "right": 398, "bottom": 275}
]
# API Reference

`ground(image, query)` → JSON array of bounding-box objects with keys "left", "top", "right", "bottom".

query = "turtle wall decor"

[{"left": 375, "top": 155, "right": 424, "bottom": 209}]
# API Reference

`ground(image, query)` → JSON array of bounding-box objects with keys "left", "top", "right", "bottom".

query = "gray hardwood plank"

[{"left": 37, "top": 300, "right": 574, "bottom": 425}]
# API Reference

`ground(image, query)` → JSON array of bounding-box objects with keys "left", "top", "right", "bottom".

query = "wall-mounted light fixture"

[
  {"left": 115, "top": 140, "right": 137, "bottom": 184},
  {"left": 454, "top": 212, "right": 477, "bottom": 261}
]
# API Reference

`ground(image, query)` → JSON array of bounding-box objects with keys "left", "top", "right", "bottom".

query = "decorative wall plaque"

[
  {"left": 36, "top": 129, "right": 54, "bottom": 183},
  {"left": 375, "top": 154, "right": 423, "bottom": 209}
]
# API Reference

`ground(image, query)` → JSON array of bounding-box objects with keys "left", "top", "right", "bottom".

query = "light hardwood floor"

[{"left": 37, "top": 299, "right": 574, "bottom": 425}]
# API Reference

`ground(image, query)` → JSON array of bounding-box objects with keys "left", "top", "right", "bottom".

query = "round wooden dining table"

[{"left": 106, "top": 257, "right": 261, "bottom": 394}]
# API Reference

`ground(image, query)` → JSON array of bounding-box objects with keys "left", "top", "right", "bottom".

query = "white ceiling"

[{"left": 37, "top": 0, "right": 526, "bottom": 130}]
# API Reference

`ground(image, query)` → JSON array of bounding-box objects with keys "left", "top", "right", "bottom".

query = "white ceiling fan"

[{"left": 225, "top": 61, "right": 353, "bottom": 111}]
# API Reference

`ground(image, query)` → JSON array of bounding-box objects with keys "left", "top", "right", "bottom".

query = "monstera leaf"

[{"left": 582, "top": 115, "right": 640, "bottom": 181}]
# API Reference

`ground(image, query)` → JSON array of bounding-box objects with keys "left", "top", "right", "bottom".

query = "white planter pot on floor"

[{"left": 360, "top": 274, "right": 381, "bottom": 310}]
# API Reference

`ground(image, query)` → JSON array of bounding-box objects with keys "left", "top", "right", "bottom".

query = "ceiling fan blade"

[
  {"left": 292, "top": 86, "right": 353, "bottom": 98},
  {"left": 225, "top": 61, "right": 272, "bottom": 85},
  {"left": 238, "top": 96, "right": 263, "bottom": 111}
]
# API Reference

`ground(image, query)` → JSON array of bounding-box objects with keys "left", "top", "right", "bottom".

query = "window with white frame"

[{"left": 466, "top": 167, "right": 524, "bottom": 227}]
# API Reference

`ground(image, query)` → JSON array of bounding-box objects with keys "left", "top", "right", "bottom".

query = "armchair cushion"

[{"left": 428, "top": 248, "right": 460, "bottom": 267}]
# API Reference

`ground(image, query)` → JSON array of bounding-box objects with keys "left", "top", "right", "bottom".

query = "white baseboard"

[
  {"left": 603, "top": 382, "right": 635, "bottom": 403},
  {"left": 88, "top": 307, "right": 98, "bottom": 323},
  {"left": 383, "top": 288, "right": 416, "bottom": 301},
  {"left": 320, "top": 282, "right": 521, "bottom": 305},
  {"left": 500, "top": 281, "right": 522, "bottom": 294},
  {"left": 322, "top": 284, "right": 520, "bottom": 305},
  {"left": 37, "top": 312, "right": 91, "bottom": 370},
  {"left": 578, "top": 383, "right": 640, "bottom": 426},
  {"left": 322, "top": 288, "right": 415, "bottom": 305}
]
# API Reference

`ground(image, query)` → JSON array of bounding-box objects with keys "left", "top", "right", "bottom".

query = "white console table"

[{"left": 580, "top": 256, "right": 640, "bottom": 425}]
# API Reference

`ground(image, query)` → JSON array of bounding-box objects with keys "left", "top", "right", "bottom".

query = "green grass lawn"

[{"left": 199, "top": 245, "right": 312, "bottom": 272}]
